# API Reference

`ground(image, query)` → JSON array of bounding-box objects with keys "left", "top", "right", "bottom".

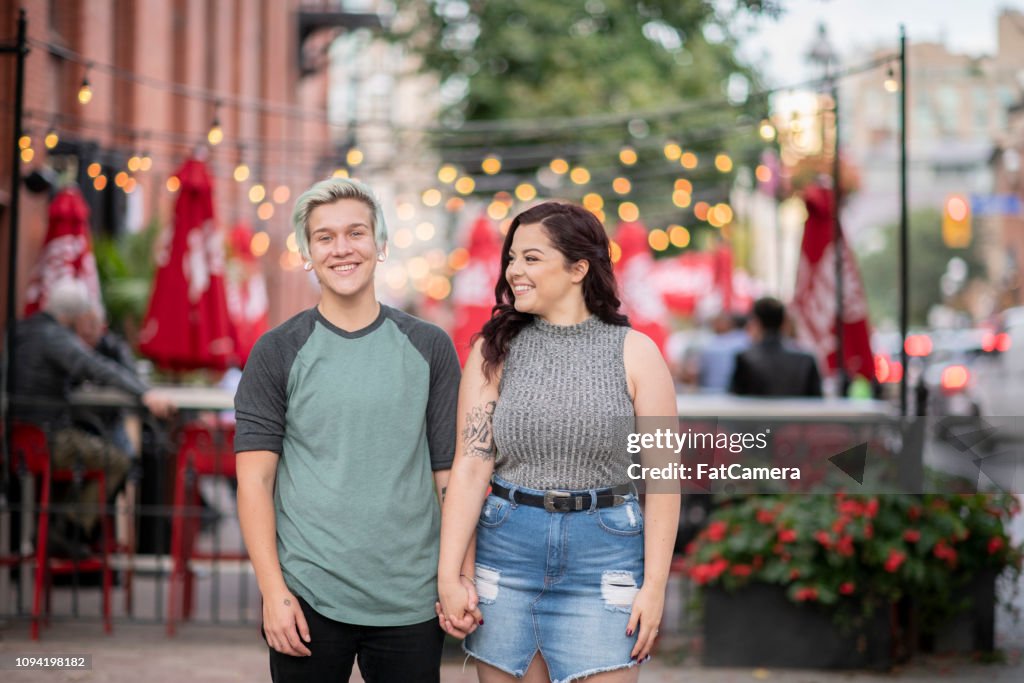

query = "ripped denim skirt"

[{"left": 464, "top": 475, "right": 645, "bottom": 683}]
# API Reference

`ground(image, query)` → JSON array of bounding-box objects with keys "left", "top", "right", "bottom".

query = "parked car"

[
  {"left": 967, "top": 307, "right": 1024, "bottom": 441},
  {"left": 921, "top": 327, "right": 987, "bottom": 418}
]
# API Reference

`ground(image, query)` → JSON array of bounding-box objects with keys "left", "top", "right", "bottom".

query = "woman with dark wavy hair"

[{"left": 437, "top": 201, "right": 679, "bottom": 683}]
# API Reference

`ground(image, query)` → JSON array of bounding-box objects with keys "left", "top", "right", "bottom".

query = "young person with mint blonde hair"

[{"left": 235, "top": 177, "right": 477, "bottom": 682}]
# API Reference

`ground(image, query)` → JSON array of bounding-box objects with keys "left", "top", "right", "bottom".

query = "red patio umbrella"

[
  {"left": 139, "top": 158, "right": 238, "bottom": 370},
  {"left": 23, "top": 186, "right": 103, "bottom": 315},
  {"left": 451, "top": 214, "right": 502, "bottom": 365},
  {"left": 613, "top": 221, "right": 669, "bottom": 356},
  {"left": 224, "top": 222, "right": 268, "bottom": 367}
]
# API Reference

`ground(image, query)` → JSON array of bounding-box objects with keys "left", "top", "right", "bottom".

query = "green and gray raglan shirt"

[{"left": 233, "top": 304, "right": 460, "bottom": 627}]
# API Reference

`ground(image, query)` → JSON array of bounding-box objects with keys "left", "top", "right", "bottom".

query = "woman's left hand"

[{"left": 627, "top": 583, "right": 665, "bottom": 662}]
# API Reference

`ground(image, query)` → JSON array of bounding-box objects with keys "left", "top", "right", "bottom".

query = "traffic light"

[{"left": 942, "top": 194, "right": 972, "bottom": 248}]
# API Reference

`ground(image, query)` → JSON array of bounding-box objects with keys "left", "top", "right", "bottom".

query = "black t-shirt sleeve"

[
  {"left": 425, "top": 329, "right": 461, "bottom": 471},
  {"left": 234, "top": 333, "right": 290, "bottom": 454}
]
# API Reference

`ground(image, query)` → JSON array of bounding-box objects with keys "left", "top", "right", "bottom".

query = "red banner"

[{"left": 790, "top": 185, "right": 876, "bottom": 382}]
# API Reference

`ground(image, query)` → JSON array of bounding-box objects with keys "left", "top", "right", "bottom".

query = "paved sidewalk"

[{"left": 0, "top": 621, "right": 1022, "bottom": 682}]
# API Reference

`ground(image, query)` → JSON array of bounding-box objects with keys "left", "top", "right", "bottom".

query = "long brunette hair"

[{"left": 478, "top": 202, "right": 629, "bottom": 380}]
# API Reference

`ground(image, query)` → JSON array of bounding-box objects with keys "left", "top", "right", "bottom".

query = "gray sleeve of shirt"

[
  {"left": 234, "top": 333, "right": 290, "bottom": 454},
  {"left": 49, "top": 329, "right": 149, "bottom": 397},
  {"left": 425, "top": 328, "right": 461, "bottom": 471}
]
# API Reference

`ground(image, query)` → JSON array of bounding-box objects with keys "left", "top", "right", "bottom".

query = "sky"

[{"left": 733, "top": 0, "right": 1017, "bottom": 86}]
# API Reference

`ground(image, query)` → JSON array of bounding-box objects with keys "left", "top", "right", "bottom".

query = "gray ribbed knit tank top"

[{"left": 492, "top": 315, "right": 634, "bottom": 490}]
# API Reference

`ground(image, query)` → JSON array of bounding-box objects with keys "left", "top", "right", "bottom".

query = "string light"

[
  {"left": 127, "top": 155, "right": 141, "bottom": 172},
  {"left": 415, "top": 221, "right": 436, "bottom": 241},
  {"left": 208, "top": 104, "right": 224, "bottom": 146},
  {"left": 437, "top": 164, "right": 458, "bottom": 183},
  {"left": 884, "top": 65, "right": 899, "bottom": 93},
  {"left": 515, "top": 183, "right": 537, "bottom": 201},
  {"left": 78, "top": 70, "right": 92, "bottom": 105},
  {"left": 44, "top": 129, "right": 59, "bottom": 149},
  {"left": 759, "top": 119, "right": 776, "bottom": 141},
  {"left": 481, "top": 155, "right": 502, "bottom": 175},
  {"left": 422, "top": 188, "right": 442, "bottom": 206},
  {"left": 618, "top": 202, "right": 639, "bottom": 222},
  {"left": 714, "top": 153, "right": 733, "bottom": 173},
  {"left": 487, "top": 201, "right": 509, "bottom": 220},
  {"left": 612, "top": 177, "right": 631, "bottom": 195},
  {"left": 250, "top": 231, "right": 271, "bottom": 257},
  {"left": 549, "top": 158, "right": 569, "bottom": 174},
  {"left": 233, "top": 162, "right": 250, "bottom": 182},
  {"left": 18, "top": 135, "right": 30, "bottom": 149},
  {"left": 569, "top": 167, "right": 590, "bottom": 185},
  {"left": 582, "top": 193, "right": 604, "bottom": 212},
  {"left": 619, "top": 146, "right": 638, "bottom": 165},
  {"left": 669, "top": 225, "right": 691, "bottom": 248},
  {"left": 454, "top": 177, "right": 475, "bottom": 195},
  {"left": 346, "top": 148, "right": 363, "bottom": 166},
  {"left": 648, "top": 229, "right": 669, "bottom": 251},
  {"left": 139, "top": 152, "right": 152, "bottom": 171}
]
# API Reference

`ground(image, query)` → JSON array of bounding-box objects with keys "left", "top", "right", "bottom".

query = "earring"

[
  {"left": 303, "top": 261, "right": 313, "bottom": 271},
  {"left": 377, "top": 252, "right": 386, "bottom": 262}
]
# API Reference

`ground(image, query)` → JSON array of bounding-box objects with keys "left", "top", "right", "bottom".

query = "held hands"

[
  {"left": 263, "top": 589, "right": 312, "bottom": 657},
  {"left": 436, "top": 574, "right": 482, "bottom": 639},
  {"left": 627, "top": 583, "right": 664, "bottom": 662}
]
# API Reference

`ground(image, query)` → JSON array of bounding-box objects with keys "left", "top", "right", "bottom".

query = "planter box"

[
  {"left": 702, "top": 584, "right": 893, "bottom": 670},
  {"left": 918, "top": 570, "right": 996, "bottom": 654}
]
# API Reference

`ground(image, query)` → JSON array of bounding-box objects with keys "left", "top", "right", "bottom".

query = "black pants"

[{"left": 267, "top": 596, "right": 444, "bottom": 683}]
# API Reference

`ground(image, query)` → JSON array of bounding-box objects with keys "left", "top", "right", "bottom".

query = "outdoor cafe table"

[
  {"left": 69, "top": 384, "right": 235, "bottom": 412},
  {"left": 67, "top": 385, "right": 236, "bottom": 555}
]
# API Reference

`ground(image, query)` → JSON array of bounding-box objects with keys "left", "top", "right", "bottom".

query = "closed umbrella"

[
  {"left": 614, "top": 221, "right": 669, "bottom": 355},
  {"left": 790, "top": 184, "right": 876, "bottom": 382},
  {"left": 225, "top": 222, "right": 268, "bottom": 367},
  {"left": 23, "top": 186, "right": 103, "bottom": 314},
  {"left": 451, "top": 215, "right": 502, "bottom": 365},
  {"left": 139, "top": 158, "right": 238, "bottom": 370}
]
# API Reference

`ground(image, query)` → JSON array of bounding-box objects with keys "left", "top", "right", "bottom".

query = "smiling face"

[
  {"left": 307, "top": 198, "right": 379, "bottom": 306},
  {"left": 505, "top": 222, "right": 587, "bottom": 318}
]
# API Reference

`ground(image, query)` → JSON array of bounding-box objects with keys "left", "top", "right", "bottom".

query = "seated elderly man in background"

[{"left": 10, "top": 279, "right": 174, "bottom": 555}]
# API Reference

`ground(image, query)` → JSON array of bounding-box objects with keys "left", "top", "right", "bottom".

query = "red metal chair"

[
  {"left": 167, "top": 421, "right": 242, "bottom": 635},
  {"left": 9, "top": 422, "right": 114, "bottom": 640}
]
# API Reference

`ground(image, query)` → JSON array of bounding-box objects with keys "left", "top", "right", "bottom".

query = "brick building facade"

[{"left": 0, "top": 0, "right": 350, "bottom": 336}]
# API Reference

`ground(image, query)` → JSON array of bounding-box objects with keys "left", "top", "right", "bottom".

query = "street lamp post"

[{"left": 806, "top": 23, "right": 847, "bottom": 395}]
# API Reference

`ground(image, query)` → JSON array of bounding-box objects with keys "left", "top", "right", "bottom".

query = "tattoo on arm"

[
  {"left": 440, "top": 486, "right": 447, "bottom": 503},
  {"left": 463, "top": 401, "right": 497, "bottom": 460}
]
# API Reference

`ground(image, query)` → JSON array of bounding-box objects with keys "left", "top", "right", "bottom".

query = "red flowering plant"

[{"left": 681, "top": 493, "right": 1023, "bottom": 628}]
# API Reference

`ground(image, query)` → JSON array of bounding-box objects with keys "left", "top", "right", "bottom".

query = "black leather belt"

[{"left": 490, "top": 481, "right": 634, "bottom": 513}]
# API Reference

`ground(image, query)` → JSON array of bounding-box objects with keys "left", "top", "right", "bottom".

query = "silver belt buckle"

[{"left": 543, "top": 490, "right": 571, "bottom": 512}]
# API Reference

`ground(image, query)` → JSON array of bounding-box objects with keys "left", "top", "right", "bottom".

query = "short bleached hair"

[
  {"left": 44, "top": 278, "right": 92, "bottom": 321},
  {"left": 291, "top": 177, "right": 388, "bottom": 259}
]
